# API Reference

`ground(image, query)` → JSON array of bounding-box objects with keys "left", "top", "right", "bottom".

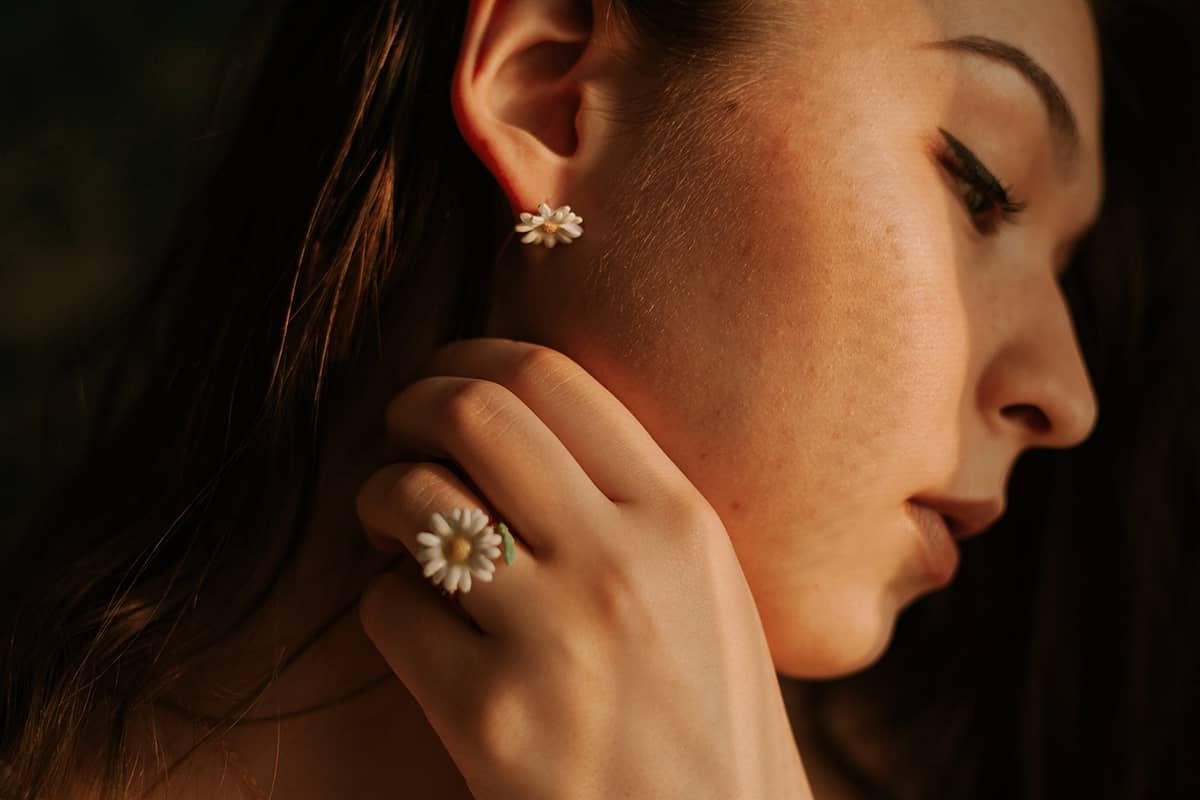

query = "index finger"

[{"left": 416, "top": 337, "right": 688, "bottom": 506}]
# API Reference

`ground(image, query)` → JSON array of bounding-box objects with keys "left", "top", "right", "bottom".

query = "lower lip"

[{"left": 905, "top": 501, "right": 960, "bottom": 586}]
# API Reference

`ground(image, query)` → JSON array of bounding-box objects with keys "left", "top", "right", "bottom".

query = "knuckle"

[
  {"left": 381, "top": 461, "right": 451, "bottom": 511},
  {"left": 656, "top": 487, "right": 723, "bottom": 540},
  {"left": 540, "top": 623, "right": 610, "bottom": 696},
  {"left": 582, "top": 553, "right": 651, "bottom": 634},
  {"left": 440, "top": 379, "right": 512, "bottom": 437},
  {"left": 501, "top": 344, "right": 576, "bottom": 394},
  {"left": 470, "top": 676, "right": 526, "bottom": 762}
]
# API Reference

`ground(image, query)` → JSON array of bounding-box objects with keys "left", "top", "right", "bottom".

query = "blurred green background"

[{"left": 1, "top": 5, "right": 252, "bottom": 550}]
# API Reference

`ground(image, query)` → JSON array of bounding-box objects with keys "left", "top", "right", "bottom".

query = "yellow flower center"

[
  {"left": 541, "top": 222, "right": 559, "bottom": 235},
  {"left": 446, "top": 537, "right": 473, "bottom": 564}
]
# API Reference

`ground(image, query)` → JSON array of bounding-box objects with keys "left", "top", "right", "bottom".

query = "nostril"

[{"left": 1001, "top": 403, "right": 1052, "bottom": 435}]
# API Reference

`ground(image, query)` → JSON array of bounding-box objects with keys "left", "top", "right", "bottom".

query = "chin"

[{"left": 763, "top": 589, "right": 900, "bottom": 679}]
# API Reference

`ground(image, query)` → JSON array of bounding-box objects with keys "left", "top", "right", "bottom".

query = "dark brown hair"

[
  {"left": 2, "top": 0, "right": 1197, "bottom": 798},
  {"left": 0, "top": 1, "right": 780, "bottom": 797}
]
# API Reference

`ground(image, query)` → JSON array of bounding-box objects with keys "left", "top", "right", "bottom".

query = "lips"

[
  {"left": 905, "top": 500, "right": 960, "bottom": 584},
  {"left": 909, "top": 494, "right": 1006, "bottom": 540}
]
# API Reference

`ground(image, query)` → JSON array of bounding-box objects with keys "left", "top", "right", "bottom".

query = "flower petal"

[
  {"left": 416, "top": 532, "right": 440, "bottom": 548},
  {"left": 459, "top": 570, "right": 472, "bottom": 593},
  {"left": 445, "top": 566, "right": 461, "bottom": 593},
  {"left": 561, "top": 223, "right": 582, "bottom": 237},
  {"left": 545, "top": 236, "right": 557, "bottom": 248},
  {"left": 473, "top": 568, "right": 494, "bottom": 582},
  {"left": 521, "top": 230, "right": 541, "bottom": 244},
  {"left": 467, "top": 509, "right": 488, "bottom": 533},
  {"left": 482, "top": 546, "right": 501, "bottom": 559},
  {"left": 422, "top": 557, "right": 447, "bottom": 577},
  {"left": 538, "top": 202, "right": 553, "bottom": 217},
  {"left": 515, "top": 223, "right": 535, "bottom": 233},
  {"left": 519, "top": 212, "right": 534, "bottom": 223},
  {"left": 430, "top": 513, "right": 451, "bottom": 535}
]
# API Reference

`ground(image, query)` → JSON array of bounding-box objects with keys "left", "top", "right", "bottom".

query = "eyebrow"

[{"left": 922, "top": 35, "right": 1082, "bottom": 167}]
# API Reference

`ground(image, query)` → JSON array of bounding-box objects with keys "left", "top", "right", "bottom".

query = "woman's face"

[{"left": 483, "top": 0, "right": 1103, "bottom": 677}]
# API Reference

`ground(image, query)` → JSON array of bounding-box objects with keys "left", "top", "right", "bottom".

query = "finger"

[
  {"left": 384, "top": 374, "right": 613, "bottom": 558},
  {"left": 356, "top": 461, "right": 544, "bottom": 636},
  {"left": 358, "top": 566, "right": 490, "bottom": 725},
  {"left": 417, "top": 338, "right": 687, "bottom": 506}
]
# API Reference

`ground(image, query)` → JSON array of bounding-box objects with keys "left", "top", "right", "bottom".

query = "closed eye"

[{"left": 937, "top": 127, "right": 1026, "bottom": 235}]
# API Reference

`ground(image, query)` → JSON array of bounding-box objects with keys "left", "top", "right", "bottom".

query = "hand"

[{"left": 355, "top": 337, "right": 813, "bottom": 799}]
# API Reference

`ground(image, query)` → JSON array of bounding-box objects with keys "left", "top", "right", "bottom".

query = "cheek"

[
  {"left": 687, "top": 123, "right": 971, "bottom": 512},
  {"left": 707, "top": 147, "right": 973, "bottom": 675},
  {"left": 555, "top": 103, "right": 974, "bottom": 676}
]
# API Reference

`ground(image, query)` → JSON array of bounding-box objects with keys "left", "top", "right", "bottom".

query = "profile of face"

[{"left": 454, "top": 0, "right": 1103, "bottom": 677}]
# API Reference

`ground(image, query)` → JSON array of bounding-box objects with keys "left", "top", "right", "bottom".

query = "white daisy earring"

[{"left": 515, "top": 202, "right": 584, "bottom": 248}]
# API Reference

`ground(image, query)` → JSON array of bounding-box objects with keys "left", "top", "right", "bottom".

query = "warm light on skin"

[{"left": 483, "top": 0, "right": 1103, "bottom": 678}]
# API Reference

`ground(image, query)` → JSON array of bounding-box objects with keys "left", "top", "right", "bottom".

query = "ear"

[{"left": 451, "top": 0, "right": 599, "bottom": 218}]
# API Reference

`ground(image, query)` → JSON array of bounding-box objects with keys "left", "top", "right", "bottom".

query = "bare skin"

[{"left": 123, "top": 0, "right": 1103, "bottom": 796}]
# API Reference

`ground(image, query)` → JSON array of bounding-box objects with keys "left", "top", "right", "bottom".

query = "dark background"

[{"left": 1, "top": 5, "right": 251, "bottom": 549}]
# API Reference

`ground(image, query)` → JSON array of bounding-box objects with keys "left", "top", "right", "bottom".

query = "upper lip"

[{"left": 910, "top": 494, "right": 1006, "bottom": 540}]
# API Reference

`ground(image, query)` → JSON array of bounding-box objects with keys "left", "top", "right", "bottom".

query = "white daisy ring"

[
  {"left": 515, "top": 202, "right": 584, "bottom": 248},
  {"left": 415, "top": 508, "right": 505, "bottom": 595}
]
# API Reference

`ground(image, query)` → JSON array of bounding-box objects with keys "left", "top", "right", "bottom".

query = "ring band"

[{"left": 416, "top": 508, "right": 516, "bottom": 595}]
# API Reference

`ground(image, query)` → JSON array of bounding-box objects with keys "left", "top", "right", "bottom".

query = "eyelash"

[{"left": 936, "top": 127, "right": 1026, "bottom": 234}]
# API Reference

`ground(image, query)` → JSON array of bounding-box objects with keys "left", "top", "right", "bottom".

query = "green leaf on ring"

[{"left": 497, "top": 522, "right": 516, "bottom": 565}]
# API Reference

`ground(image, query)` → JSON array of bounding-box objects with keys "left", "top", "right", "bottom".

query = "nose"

[{"left": 975, "top": 277, "right": 1100, "bottom": 450}]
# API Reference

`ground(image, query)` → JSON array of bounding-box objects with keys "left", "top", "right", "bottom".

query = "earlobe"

[{"left": 451, "top": 0, "right": 595, "bottom": 218}]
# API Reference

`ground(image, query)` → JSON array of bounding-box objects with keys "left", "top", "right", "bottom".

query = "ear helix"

[{"left": 515, "top": 202, "right": 584, "bottom": 249}]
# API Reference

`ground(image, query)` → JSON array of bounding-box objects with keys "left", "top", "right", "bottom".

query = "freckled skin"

[{"left": 485, "top": 0, "right": 1103, "bottom": 677}]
